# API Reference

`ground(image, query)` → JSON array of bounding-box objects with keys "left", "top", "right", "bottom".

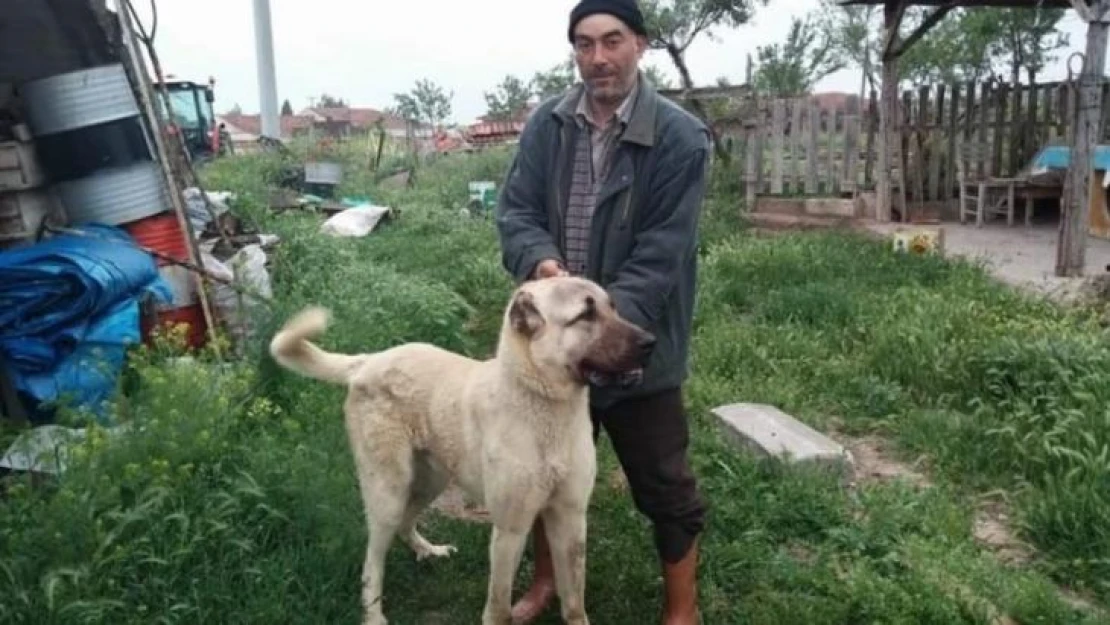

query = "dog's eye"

[{"left": 568, "top": 301, "right": 597, "bottom": 325}]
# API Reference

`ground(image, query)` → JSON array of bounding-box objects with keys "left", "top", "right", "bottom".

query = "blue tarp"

[
  {"left": 0, "top": 224, "right": 173, "bottom": 422},
  {"left": 1029, "top": 144, "right": 1110, "bottom": 172}
]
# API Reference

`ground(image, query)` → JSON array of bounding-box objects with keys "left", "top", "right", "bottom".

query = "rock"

[{"left": 711, "top": 403, "right": 853, "bottom": 476}]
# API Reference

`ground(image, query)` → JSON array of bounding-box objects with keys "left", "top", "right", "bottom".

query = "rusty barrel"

[{"left": 124, "top": 212, "right": 208, "bottom": 350}]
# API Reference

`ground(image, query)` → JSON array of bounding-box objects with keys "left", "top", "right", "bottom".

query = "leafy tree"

[
  {"left": 531, "top": 55, "right": 578, "bottom": 100},
  {"left": 753, "top": 15, "right": 844, "bottom": 97},
  {"left": 985, "top": 7, "right": 1069, "bottom": 84},
  {"left": 316, "top": 93, "right": 347, "bottom": 108},
  {"left": 392, "top": 78, "right": 453, "bottom": 129},
  {"left": 484, "top": 75, "right": 533, "bottom": 121},
  {"left": 641, "top": 0, "right": 766, "bottom": 160},
  {"left": 643, "top": 64, "right": 673, "bottom": 89},
  {"left": 815, "top": 3, "right": 1068, "bottom": 89},
  {"left": 815, "top": 0, "right": 879, "bottom": 96},
  {"left": 280, "top": 99, "right": 293, "bottom": 116}
]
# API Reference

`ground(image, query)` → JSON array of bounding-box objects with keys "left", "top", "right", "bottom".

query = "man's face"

[{"left": 572, "top": 13, "right": 646, "bottom": 106}]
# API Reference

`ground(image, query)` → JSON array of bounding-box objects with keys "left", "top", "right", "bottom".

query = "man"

[{"left": 493, "top": 0, "right": 710, "bottom": 623}]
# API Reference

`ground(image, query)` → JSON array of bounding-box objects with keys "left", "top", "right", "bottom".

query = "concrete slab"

[{"left": 711, "top": 403, "right": 854, "bottom": 476}]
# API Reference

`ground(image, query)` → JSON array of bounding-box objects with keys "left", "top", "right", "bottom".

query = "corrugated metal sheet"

[
  {"left": 54, "top": 162, "right": 170, "bottom": 226},
  {"left": 22, "top": 64, "right": 140, "bottom": 136}
]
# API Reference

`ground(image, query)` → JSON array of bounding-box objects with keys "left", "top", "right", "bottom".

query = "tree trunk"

[
  {"left": 665, "top": 42, "right": 730, "bottom": 163},
  {"left": 1056, "top": 3, "right": 1108, "bottom": 276}
]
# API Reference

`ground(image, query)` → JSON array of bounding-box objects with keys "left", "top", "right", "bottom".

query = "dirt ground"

[{"left": 862, "top": 221, "right": 1110, "bottom": 302}]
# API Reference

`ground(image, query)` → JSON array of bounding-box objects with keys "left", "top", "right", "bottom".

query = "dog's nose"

[{"left": 638, "top": 332, "right": 656, "bottom": 357}]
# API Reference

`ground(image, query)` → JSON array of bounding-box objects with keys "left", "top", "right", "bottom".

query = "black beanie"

[{"left": 567, "top": 0, "right": 647, "bottom": 43}]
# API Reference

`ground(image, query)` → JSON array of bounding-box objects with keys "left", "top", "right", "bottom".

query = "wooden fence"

[{"left": 727, "top": 78, "right": 1110, "bottom": 213}]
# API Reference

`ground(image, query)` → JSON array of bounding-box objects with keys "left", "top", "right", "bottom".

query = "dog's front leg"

[
  {"left": 542, "top": 504, "right": 590, "bottom": 625},
  {"left": 481, "top": 525, "right": 529, "bottom": 625}
]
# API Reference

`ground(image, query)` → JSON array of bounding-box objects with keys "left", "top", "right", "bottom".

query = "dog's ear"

[{"left": 510, "top": 290, "right": 544, "bottom": 337}]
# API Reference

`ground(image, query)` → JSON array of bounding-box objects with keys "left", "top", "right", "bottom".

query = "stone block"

[{"left": 711, "top": 402, "right": 853, "bottom": 476}]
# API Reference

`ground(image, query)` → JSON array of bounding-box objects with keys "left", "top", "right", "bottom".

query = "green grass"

[{"left": 1, "top": 144, "right": 1109, "bottom": 624}]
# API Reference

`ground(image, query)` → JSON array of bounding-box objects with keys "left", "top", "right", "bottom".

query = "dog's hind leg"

[
  {"left": 541, "top": 504, "right": 590, "bottom": 625},
  {"left": 398, "top": 461, "right": 456, "bottom": 561}
]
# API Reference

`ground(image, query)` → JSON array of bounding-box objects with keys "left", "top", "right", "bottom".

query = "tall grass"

[{"left": 1, "top": 142, "right": 1108, "bottom": 624}]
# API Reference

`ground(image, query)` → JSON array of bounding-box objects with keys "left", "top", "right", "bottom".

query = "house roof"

[
  {"left": 219, "top": 113, "right": 313, "bottom": 137},
  {"left": 299, "top": 106, "right": 413, "bottom": 131}
]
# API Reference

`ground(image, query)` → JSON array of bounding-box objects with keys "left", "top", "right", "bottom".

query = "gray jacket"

[{"left": 495, "top": 78, "right": 711, "bottom": 408}]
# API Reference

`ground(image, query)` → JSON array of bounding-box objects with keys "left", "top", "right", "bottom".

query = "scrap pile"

[{"left": 0, "top": 60, "right": 272, "bottom": 426}]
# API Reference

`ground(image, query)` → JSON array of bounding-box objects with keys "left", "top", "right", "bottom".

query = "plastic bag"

[
  {"left": 203, "top": 244, "right": 272, "bottom": 351},
  {"left": 320, "top": 204, "right": 391, "bottom": 238}
]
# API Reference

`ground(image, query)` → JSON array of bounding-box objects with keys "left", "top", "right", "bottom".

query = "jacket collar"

[{"left": 552, "top": 70, "right": 657, "bottom": 147}]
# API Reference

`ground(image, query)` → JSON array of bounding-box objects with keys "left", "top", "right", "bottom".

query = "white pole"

[{"left": 252, "top": 0, "right": 280, "bottom": 139}]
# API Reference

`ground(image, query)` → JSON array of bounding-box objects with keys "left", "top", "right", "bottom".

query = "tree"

[
  {"left": 643, "top": 64, "right": 673, "bottom": 89},
  {"left": 484, "top": 74, "right": 533, "bottom": 121},
  {"left": 641, "top": 0, "right": 763, "bottom": 89},
  {"left": 531, "top": 55, "right": 578, "bottom": 100},
  {"left": 641, "top": 0, "right": 766, "bottom": 160},
  {"left": 281, "top": 99, "right": 293, "bottom": 116},
  {"left": 753, "top": 15, "right": 844, "bottom": 97},
  {"left": 392, "top": 78, "right": 453, "bottom": 129},
  {"left": 316, "top": 93, "right": 347, "bottom": 108},
  {"left": 985, "top": 7, "right": 1069, "bottom": 84},
  {"left": 815, "top": 0, "right": 879, "bottom": 97}
]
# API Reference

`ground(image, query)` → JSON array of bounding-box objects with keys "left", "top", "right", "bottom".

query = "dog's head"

[{"left": 502, "top": 276, "right": 655, "bottom": 389}]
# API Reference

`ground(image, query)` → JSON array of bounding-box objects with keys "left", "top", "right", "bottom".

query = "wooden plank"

[
  {"left": 978, "top": 82, "right": 990, "bottom": 177},
  {"left": 905, "top": 88, "right": 918, "bottom": 211},
  {"left": 791, "top": 97, "right": 803, "bottom": 192},
  {"left": 1028, "top": 83, "right": 1042, "bottom": 155},
  {"left": 1057, "top": 4, "right": 1108, "bottom": 276},
  {"left": 993, "top": 84, "right": 1008, "bottom": 177},
  {"left": 1057, "top": 82, "right": 1070, "bottom": 142},
  {"left": 745, "top": 121, "right": 760, "bottom": 206},
  {"left": 930, "top": 85, "right": 944, "bottom": 201},
  {"left": 877, "top": 1, "right": 901, "bottom": 221},
  {"left": 827, "top": 108, "right": 838, "bottom": 195},
  {"left": 843, "top": 95, "right": 860, "bottom": 195},
  {"left": 865, "top": 88, "right": 878, "bottom": 189},
  {"left": 806, "top": 101, "right": 819, "bottom": 194},
  {"left": 771, "top": 99, "right": 785, "bottom": 194},
  {"left": 945, "top": 83, "right": 960, "bottom": 207}
]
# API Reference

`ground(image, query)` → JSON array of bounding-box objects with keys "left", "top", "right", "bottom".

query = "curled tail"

[{"left": 269, "top": 306, "right": 366, "bottom": 385}]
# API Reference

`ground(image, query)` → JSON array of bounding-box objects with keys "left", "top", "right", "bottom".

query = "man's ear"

[{"left": 509, "top": 290, "right": 544, "bottom": 337}]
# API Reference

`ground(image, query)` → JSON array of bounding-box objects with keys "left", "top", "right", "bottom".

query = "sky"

[{"left": 131, "top": 0, "right": 1093, "bottom": 125}]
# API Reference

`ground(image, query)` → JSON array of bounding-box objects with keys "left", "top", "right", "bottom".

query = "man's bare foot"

[{"left": 509, "top": 578, "right": 556, "bottom": 624}]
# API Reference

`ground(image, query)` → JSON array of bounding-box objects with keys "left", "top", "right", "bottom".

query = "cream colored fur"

[{"left": 268, "top": 276, "right": 653, "bottom": 625}]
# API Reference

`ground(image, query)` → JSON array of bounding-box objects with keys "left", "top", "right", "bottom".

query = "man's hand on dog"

[{"left": 534, "top": 259, "right": 569, "bottom": 279}]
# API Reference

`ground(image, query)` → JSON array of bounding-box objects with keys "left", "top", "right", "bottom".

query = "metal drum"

[
  {"left": 53, "top": 162, "right": 171, "bottom": 226},
  {"left": 22, "top": 64, "right": 142, "bottom": 136},
  {"left": 21, "top": 64, "right": 169, "bottom": 225}
]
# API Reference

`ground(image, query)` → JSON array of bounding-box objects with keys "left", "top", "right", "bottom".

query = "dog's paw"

[{"left": 415, "top": 543, "right": 457, "bottom": 561}]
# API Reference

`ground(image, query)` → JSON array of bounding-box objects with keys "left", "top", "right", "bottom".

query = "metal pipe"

[{"left": 252, "top": 0, "right": 280, "bottom": 139}]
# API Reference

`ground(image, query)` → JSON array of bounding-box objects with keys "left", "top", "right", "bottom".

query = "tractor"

[{"left": 153, "top": 76, "right": 232, "bottom": 162}]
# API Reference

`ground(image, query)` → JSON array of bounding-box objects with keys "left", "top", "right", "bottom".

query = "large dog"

[{"left": 269, "top": 275, "right": 655, "bottom": 625}]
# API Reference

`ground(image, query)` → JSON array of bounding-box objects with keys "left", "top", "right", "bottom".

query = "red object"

[
  {"left": 141, "top": 304, "right": 207, "bottom": 350},
  {"left": 126, "top": 212, "right": 209, "bottom": 350},
  {"left": 125, "top": 212, "right": 189, "bottom": 265}
]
